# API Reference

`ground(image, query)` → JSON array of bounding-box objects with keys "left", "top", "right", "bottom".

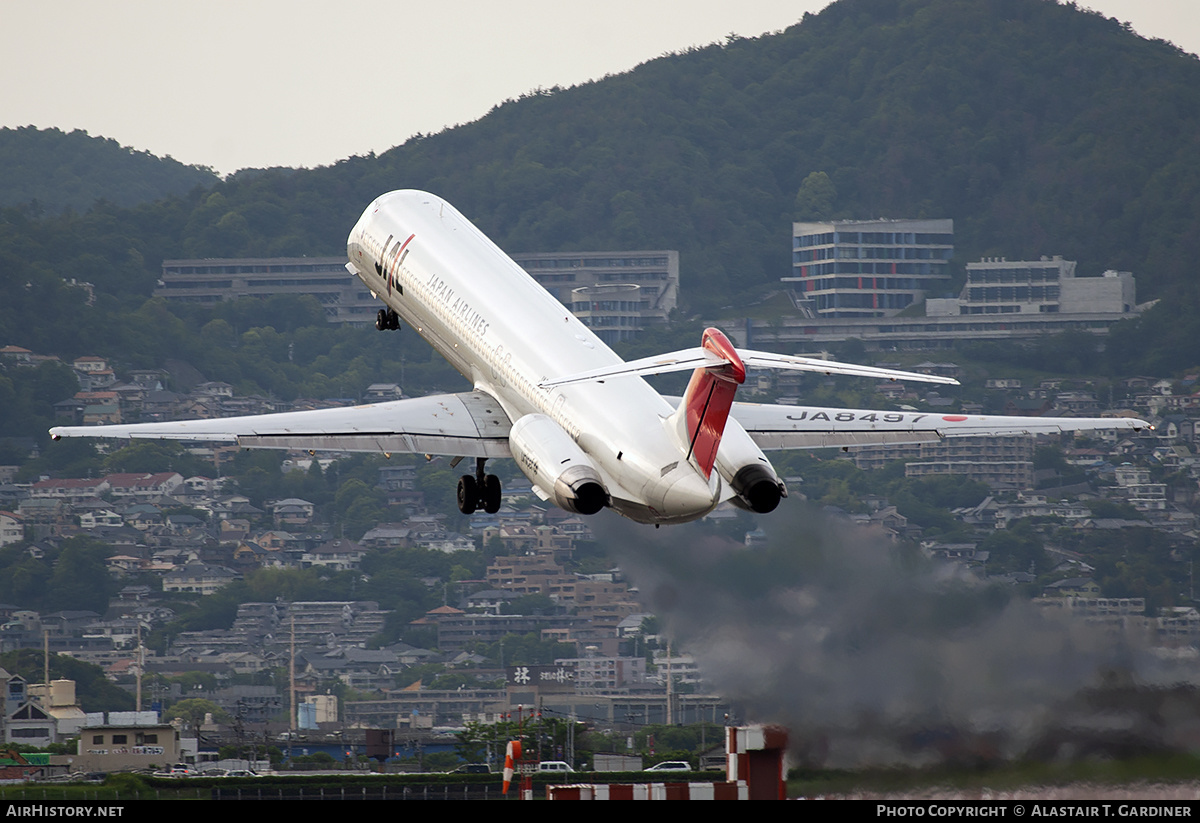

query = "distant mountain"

[
  {"left": 0, "top": 126, "right": 219, "bottom": 214},
  {"left": 3, "top": 0, "right": 1200, "bottom": 377}
]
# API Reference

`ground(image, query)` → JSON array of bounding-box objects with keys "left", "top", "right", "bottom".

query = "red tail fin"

[{"left": 679, "top": 328, "right": 745, "bottom": 478}]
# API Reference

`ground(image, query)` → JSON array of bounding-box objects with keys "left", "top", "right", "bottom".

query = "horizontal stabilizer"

[
  {"left": 540, "top": 347, "right": 959, "bottom": 388},
  {"left": 727, "top": 401, "right": 1150, "bottom": 451}
]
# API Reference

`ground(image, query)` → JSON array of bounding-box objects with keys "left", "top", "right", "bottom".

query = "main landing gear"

[
  {"left": 457, "top": 457, "right": 502, "bottom": 514},
  {"left": 375, "top": 308, "right": 400, "bottom": 330}
]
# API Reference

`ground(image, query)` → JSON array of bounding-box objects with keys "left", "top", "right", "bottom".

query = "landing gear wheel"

[
  {"left": 457, "top": 475, "right": 478, "bottom": 514},
  {"left": 386, "top": 308, "right": 400, "bottom": 330},
  {"left": 375, "top": 308, "right": 388, "bottom": 331},
  {"left": 483, "top": 474, "right": 502, "bottom": 514}
]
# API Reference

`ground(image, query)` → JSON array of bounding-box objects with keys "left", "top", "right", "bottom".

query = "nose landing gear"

[{"left": 375, "top": 308, "right": 400, "bottom": 330}]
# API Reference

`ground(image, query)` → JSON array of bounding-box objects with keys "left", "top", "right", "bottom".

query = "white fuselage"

[{"left": 346, "top": 190, "right": 724, "bottom": 524}]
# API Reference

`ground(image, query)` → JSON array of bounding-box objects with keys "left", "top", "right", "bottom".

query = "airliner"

[{"left": 50, "top": 190, "right": 1150, "bottom": 525}]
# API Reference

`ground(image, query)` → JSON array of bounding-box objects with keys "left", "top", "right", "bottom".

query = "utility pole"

[
  {"left": 135, "top": 621, "right": 143, "bottom": 712},
  {"left": 287, "top": 613, "right": 296, "bottom": 768},
  {"left": 665, "top": 640, "right": 673, "bottom": 726}
]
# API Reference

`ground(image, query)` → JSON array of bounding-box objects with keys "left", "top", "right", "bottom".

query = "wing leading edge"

[
  {"left": 49, "top": 392, "right": 513, "bottom": 458},
  {"left": 729, "top": 402, "right": 1150, "bottom": 451}
]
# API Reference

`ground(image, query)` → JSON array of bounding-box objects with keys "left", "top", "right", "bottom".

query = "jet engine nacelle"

[
  {"left": 509, "top": 413, "right": 609, "bottom": 515},
  {"left": 715, "top": 422, "right": 787, "bottom": 513}
]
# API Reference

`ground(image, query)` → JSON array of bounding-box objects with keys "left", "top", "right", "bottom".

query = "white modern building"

[
  {"left": 927, "top": 256, "right": 1136, "bottom": 317},
  {"left": 785, "top": 218, "right": 954, "bottom": 317},
  {"left": 749, "top": 255, "right": 1143, "bottom": 353}
]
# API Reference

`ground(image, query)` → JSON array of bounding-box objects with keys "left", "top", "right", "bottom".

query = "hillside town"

[{"left": 5, "top": 323, "right": 1200, "bottom": 773}]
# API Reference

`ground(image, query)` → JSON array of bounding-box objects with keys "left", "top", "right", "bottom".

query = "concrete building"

[
  {"left": 487, "top": 553, "right": 575, "bottom": 597},
  {"left": 6, "top": 701, "right": 54, "bottom": 747},
  {"left": 4, "top": 679, "right": 87, "bottom": 746},
  {"left": 510, "top": 251, "right": 679, "bottom": 344},
  {"left": 347, "top": 689, "right": 730, "bottom": 729},
  {"left": 75, "top": 723, "right": 183, "bottom": 773},
  {"left": 927, "top": 256, "right": 1137, "bottom": 317},
  {"left": 785, "top": 218, "right": 954, "bottom": 317},
  {"left": 157, "top": 257, "right": 376, "bottom": 324},
  {"left": 306, "top": 694, "right": 338, "bottom": 724},
  {"left": 738, "top": 304, "right": 1143, "bottom": 353},
  {"left": 556, "top": 656, "right": 646, "bottom": 690},
  {"left": 430, "top": 614, "right": 574, "bottom": 652},
  {"left": 851, "top": 435, "right": 1035, "bottom": 490},
  {"left": 27, "top": 680, "right": 88, "bottom": 741},
  {"left": 758, "top": 253, "right": 1142, "bottom": 352},
  {"left": 157, "top": 250, "right": 680, "bottom": 340},
  {"left": 0, "top": 511, "right": 21, "bottom": 546},
  {"left": 1113, "top": 464, "right": 1168, "bottom": 512}
]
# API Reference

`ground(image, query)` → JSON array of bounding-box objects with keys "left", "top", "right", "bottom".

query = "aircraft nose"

[{"left": 659, "top": 470, "right": 719, "bottom": 518}]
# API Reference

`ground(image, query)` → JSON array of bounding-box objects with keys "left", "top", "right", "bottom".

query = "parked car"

[
  {"left": 154, "top": 764, "right": 195, "bottom": 778},
  {"left": 537, "top": 761, "right": 574, "bottom": 773},
  {"left": 644, "top": 761, "right": 691, "bottom": 772}
]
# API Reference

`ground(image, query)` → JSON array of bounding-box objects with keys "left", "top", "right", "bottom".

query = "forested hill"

[
  {"left": 154, "top": 0, "right": 1200, "bottom": 314},
  {"left": 3, "top": 0, "right": 1200, "bottom": 371},
  {"left": 0, "top": 126, "right": 218, "bottom": 214}
]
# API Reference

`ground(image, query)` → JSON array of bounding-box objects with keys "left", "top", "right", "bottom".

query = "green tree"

[
  {"left": 980, "top": 520, "right": 1048, "bottom": 576},
  {"left": 45, "top": 536, "right": 117, "bottom": 614},
  {"left": 0, "top": 650, "right": 134, "bottom": 712},
  {"left": 165, "top": 697, "right": 230, "bottom": 727},
  {"left": 794, "top": 171, "right": 837, "bottom": 220}
]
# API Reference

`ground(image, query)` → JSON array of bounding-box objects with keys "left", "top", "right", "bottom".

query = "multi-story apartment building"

[
  {"left": 762, "top": 250, "right": 1141, "bottom": 352},
  {"left": 555, "top": 656, "right": 646, "bottom": 690},
  {"left": 929, "top": 256, "right": 1136, "bottom": 317},
  {"left": 785, "top": 218, "right": 954, "bottom": 317},
  {"left": 486, "top": 554, "right": 576, "bottom": 598},
  {"left": 851, "top": 435, "right": 1035, "bottom": 490}
]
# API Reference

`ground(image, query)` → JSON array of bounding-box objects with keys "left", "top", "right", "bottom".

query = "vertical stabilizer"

[{"left": 669, "top": 328, "right": 746, "bottom": 478}]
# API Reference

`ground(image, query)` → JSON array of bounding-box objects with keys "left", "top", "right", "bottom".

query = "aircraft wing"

[
  {"left": 728, "top": 402, "right": 1151, "bottom": 451},
  {"left": 49, "top": 391, "right": 513, "bottom": 458}
]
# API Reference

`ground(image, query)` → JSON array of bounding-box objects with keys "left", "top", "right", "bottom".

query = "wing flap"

[
  {"left": 50, "top": 391, "right": 513, "bottom": 458},
  {"left": 234, "top": 433, "right": 509, "bottom": 457}
]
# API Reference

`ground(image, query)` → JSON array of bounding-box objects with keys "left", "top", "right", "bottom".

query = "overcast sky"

[{"left": 2, "top": 0, "right": 1196, "bottom": 176}]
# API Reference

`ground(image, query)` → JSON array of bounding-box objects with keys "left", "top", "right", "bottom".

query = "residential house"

[
  {"left": 162, "top": 562, "right": 239, "bottom": 595},
  {"left": 271, "top": 498, "right": 315, "bottom": 527},
  {"left": 301, "top": 539, "right": 366, "bottom": 572},
  {"left": 0, "top": 512, "right": 22, "bottom": 546}
]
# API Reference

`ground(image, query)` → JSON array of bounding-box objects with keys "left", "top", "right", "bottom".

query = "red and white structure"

[{"left": 545, "top": 724, "right": 788, "bottom": 801}]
